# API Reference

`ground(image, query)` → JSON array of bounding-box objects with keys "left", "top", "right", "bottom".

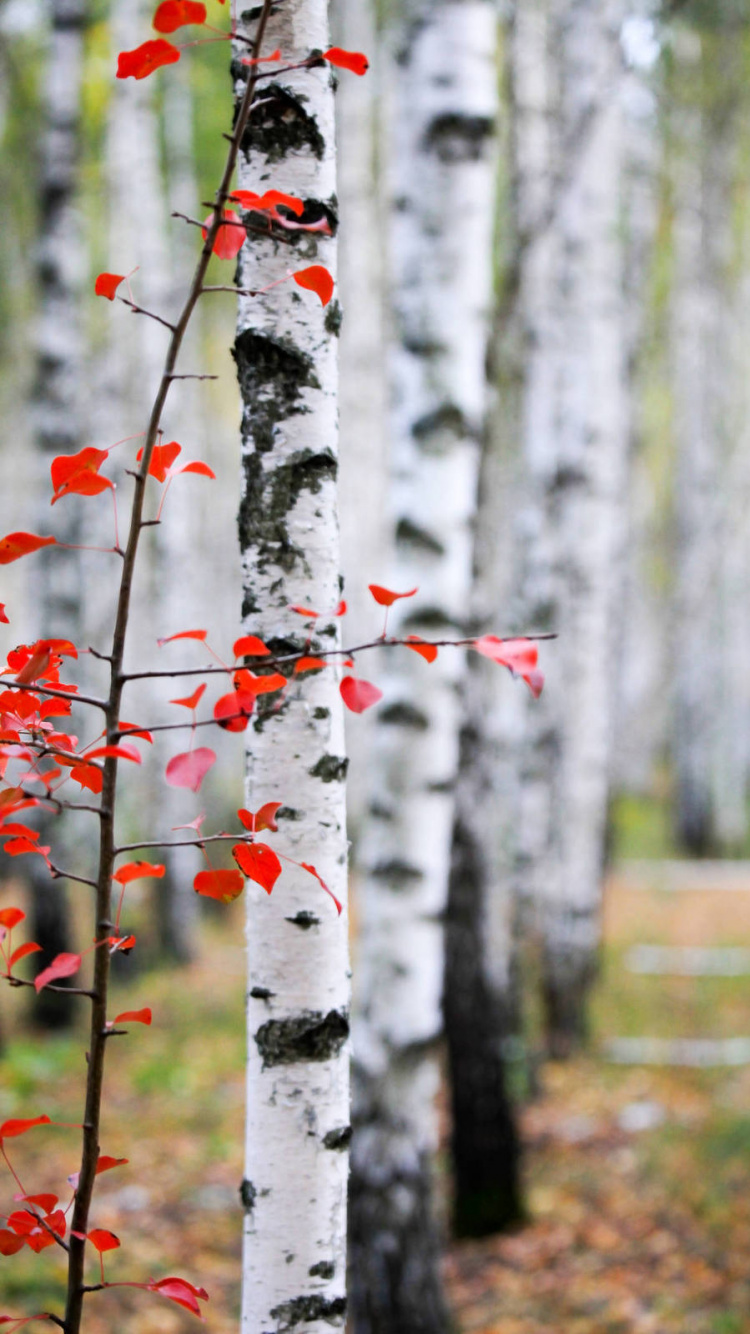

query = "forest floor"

[{"left": 1, "top": 866, "right": 750, "bottom": 1331}]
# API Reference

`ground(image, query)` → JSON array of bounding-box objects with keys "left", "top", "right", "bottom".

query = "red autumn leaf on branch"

[
  {"left": 95, "top": 1155, "right": 129, "bottom": 1176},
  {"left": 323, "top": 45, "right": 369, "bottom": 75},
  {"left": 94, "top": 272, "right": 125, "bottom": 300},
  {"left": 112, "top": 1007, "right": 152, "bottom": 1026},
  {"left": 0, "top": 1115, "right": 51, "bottom": 1141},
  {"left": 165, "top": 747, "right": 216, "bottom": 792},
  {"left": 472, "top": 635, "right": 545, "bottom": 698},
  {"left": 147, "top": 1277, "right": 209, "bottom": 1318},
  {"left": 9, "top": 942, "right": 43, "bottom": 970},
  {"left": 233, "top": 841, "right": 281, "bottom": 895},
  {"left": 193, "top": 868, "right": 244, "bottom": 903},
  {"left": 0, "top": 1231, "right": 25, "bottom": 1256},
  {"left": 157, "top": 628, "right": 207, "bottom": 646},
  {"left": 136, "top": 440, "right": 181, "bottom": 481},
  {"left": 237, "top": 801, "right": 282, "bottom": 833},
  {"left": 290, "top": 604, "right": 319, "bottom": 618},
  {"left": 294, "top": 656, "right": 325, "bottom": 674},
  {"left": 404, "top": 635, "right": 438, "bottom": 663},
  {"left": 233, "top": 635, "right": 271, "bottom": 658},
  {"left": 368, "top": 583, "right": 418, "bottom": 607},
  {"left": 213, "top": 690, "right": 254, "bottom": 732},
  {"left": 3, "top": 838, "right": 50, "bottom": 859},
  {"left": 34, "top": 952, "right": 81, "bottom": 993},
  {"left": 118, "top": 721, "right": 154, "bottom": 743},
  {"left": 300, "top": 861, "right": 342, "bottom": 916},
  {"left": 85, "top": 1229, "right": 120, "bottom": 1254},
  {"left": 68, "top": 761, "right": 104, "bottom": 794},
  {"left": 202, "top": 209, "right": 245, "bottom": 260},
  {"left": 0, "top": 907, "right": 25, "bottom": 930},
  {"left": 230, "top": 189, "right": 304, "bottom": 217},
  {"left": 18, "top": 1194, "right": 58, "bottom": 1214},
  {"left": 0, "top": 604, "right": 7, "bottom": 624},
  {"left": 340, "top": 676, "right": 383, "bottom": 714},
  {"left": 86, "top": 744, "right": 142, "bottom": 764},
  {"left": 170, "top": 683, "right": 206, "bottom": 710},
  {"left": 152, "top": 0, "right": 206, "bottom": 32},
  {"left": 112, "top": 861, "right": 166, "bottom": 885},
  {"left": 116, "top": 38, "right": 180, "bottom": 80},
  {"left": 169, "top": 459, "right": 216, "bottom": 479},
  {"left": 239, "top": 47, "right": 282, "bottom": 68},
  {"left": 292, "top": 265, "right": 334, "bottom": 306},
  {"left": 0, "top": 533, "right": 57, "bottom": 565}
]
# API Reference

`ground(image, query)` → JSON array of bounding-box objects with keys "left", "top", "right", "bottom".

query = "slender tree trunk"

[
  {"left": 27, "top": 0, "right": 87, "bottom": 1028},
  {"left": 350, "top": 0, "right": 498, "bottom": 1324},
  {"left": 233, "top": 6, "right": 350, "bottom": 1329}
]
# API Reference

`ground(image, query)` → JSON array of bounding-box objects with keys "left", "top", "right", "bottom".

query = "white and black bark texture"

[
  {"left": 233, "top": 6, "right": 349, "bottom": 1332},
  {"left": 27, "top": 0, "right": 87, "bottom": 1028},
  {"left": 508, "top": 0, "right": 629, "bottom": 1054},
  {"left": 350, "top": 0, "right": 497, "bottom": 1325}
]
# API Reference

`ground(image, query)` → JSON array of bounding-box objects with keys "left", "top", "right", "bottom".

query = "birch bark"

[
  {"left": 233, "top": 6, "right": 349, "bottom": 1330},
  {"left": 349, "top": 0, "right": 498, "bottom": 1325}
]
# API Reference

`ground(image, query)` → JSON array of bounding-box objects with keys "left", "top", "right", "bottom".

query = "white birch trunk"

[
  {"left": 350, "top": 2, "right": 498, "bottom": 1326},
  {"left": 233, "top": 7, "right": 349, "bottom": 1330}
]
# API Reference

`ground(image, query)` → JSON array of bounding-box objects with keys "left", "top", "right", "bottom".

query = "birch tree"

[
  {"left": 232, "top": 4, "right": 350, "bottom": 1328},
  {"left": 349, "top": 1, "right": 498, "bottom": 1325}
]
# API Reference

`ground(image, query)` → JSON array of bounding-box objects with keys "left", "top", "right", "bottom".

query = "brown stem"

[{"left": 61, "top": 5, "right": 276, "bottom": 1331}]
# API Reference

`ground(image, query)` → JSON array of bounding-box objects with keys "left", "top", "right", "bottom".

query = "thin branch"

[
  {"left": 117, "top": 297, "right": 176, "bottom": 333},
  {"left": 165, "top": 372, "right": 219, "bottom": 381},
  {"left": 115, "top": 832, "right": 243, "bottom": 853},
  {"left": 48, "top": 863, "right": 98, "bottom": 889},
  {"left": 7, "top": 976, "right": 95, "bottom": 998},
  {"left": 4, "top": 681, "right": 108, "bottom": 711}
]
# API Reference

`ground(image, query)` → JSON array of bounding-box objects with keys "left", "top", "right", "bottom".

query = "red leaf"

[
  {"left": 152, "top": 0, "right": 206, "bottom": 32},
  {"left": 202, "top": 209, "right": 245, "bottom": 260},
  {"left": 233, "top": 669, "right": 287, "bottom": 696},
  {"left": 96, "top": 1155, "right": 129, "bottom": 1176},
  {"left": 368, "top": 583, "right": 418, "bottom": 607},
  {"left": 333, "top": 599, "right": 347, "bottom": 617},
  {"left": 170, "top": 459, "right": 216, "bottom": 479},
  {"left": 472, "top": 636, "right": 545, "bottom": 697},
  {"left": 193, "top": 869, "right": 244, "bottom": 903},
  {"left": 157, "top": 628, "right": 207, "bottom": 646},
  {"left": 340, "top": 676, "right": 383, "bottom": 714},
  {"left": 232, "top": 842, "right": 281, "bottom": 895},
  {"left": 0, "top": 533, "right": 56, "bottom": 565},
  {"left": 0, "top": 908, "right": 25, "bottom": 930},
  {"left": 404, "top": 635, "right": 438, "bottom": 663},
  {"left": 0, "top": 1115, "right": 51, "bottom": 1140},
  {"left": 3, "top": 838, "right": 49, "bottom": 858},
  {"left": 113, "top": 861, "right": 166, "bottom": 885},
  {"left": 239, "top": 47, "right": 282, "bottom": 68},
  {"left": 230, "top": 188, "right": 304, "bottom": 217},
  {"left": 136, "top": 440, "right": 181, "bottom": 482},
  {"left": 233, "top": 635, "right": 271, "bottom": 658},
  {"left": 165, "top": 747, "right": 216, "bottom": 792},
  {"left": 0, "top": 605, "right": 7, "bottom": 624},
  {"left": 213, "top": 690, "right": 253, "bottom": 732},
  {"left": 294, "top": 656, "right": 325, "bottom": 674},
  {"left": 86, "top": 744, "right": 142, "bottom": 764},
  {"left": 118, "top": 721, "right": 154, "bottom": 744},
  {"left": 86, "top": 1229, "right": 120, "bottom": 1254},
  {"left": 112, "top": 1007, "right": 152, "bottom": 1026},
  {"left": 301, "top": 861, "right": 342, "bottom": 915},
  {"left": 95, "top": 272, "right": 125, "bottom": 300},
  {"left": 293, "top": 265, "right": 334, "bottom": 306},
  {"left": 116, "top": 38, "right": 180, "bottom": 80},
  {"left": 237, "top": 801, "right": 282, "bottom": 833},
  {"left": 9, "top": 942, "right": 43, "bottom": 969},
  {"left": 147, "top": 1277, "right": 209, "bottom": 1317},
  {"left": 34, "top": 952, "right": 81, "bottom": 993},
  {"left": 170, "top": 683, "right": 206, "bottom": 710},
  {"left": 290, "top": 604, "right": 319, "bottom": 618},
  {"left": 69, "top": 761, "right": 104, "bottom": 794},
  {"left": 108, "top": 934, "right": 136, "bottom": 953},
  {"left": 17, "top": 1194, "right": 58, "bottom": 1213},
  {"left": 0, "top": 1230, "right": 25, "bottom": 1255},
  {"left": 323, "top": 45, "right": 369, "bottom": 75}
]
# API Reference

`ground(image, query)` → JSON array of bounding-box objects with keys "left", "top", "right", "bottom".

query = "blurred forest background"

[{"left": 4, "top": 0, "right": 750, "bottom": 1330}]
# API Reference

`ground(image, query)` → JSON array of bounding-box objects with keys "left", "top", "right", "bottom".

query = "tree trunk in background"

[
  {"left": 27, "top": 0, "right": 87, "bottom": 1029},
  {"left": 350, "top": 1, "right": 497, "bottom": 1325},
  {"left": 510, "top": 0, "right": 628, "bottom": 1055},
  {"left": 233, "top": 5, "right": 349, "bottom": 1329}
]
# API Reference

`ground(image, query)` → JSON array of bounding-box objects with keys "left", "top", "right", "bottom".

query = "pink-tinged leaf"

[
  {"left": 152, "top": 0, "right": 206, "bottom": 32},
  {"left": 193, "top": 869, "right": 244, "bottom": 903},
  {"left": 165, "top": 747, "right": 216, "bottom": 792},
  {"left": 524, "top": 668, "right": 545, "bottom": 699},
  {"left": 239, "top": 47, "right": 283, "bottom": 68},
  {"left": 113, "top": 861, "right": 166, "bottom": 885},
  {"left": 202, "top": 209, "right": 245, "bottom": 260},
  {"left": 403, "top": 635, "right": 438, "bottom": 663},
  {"left": 86, "top": 744, "right": 142, "bottom": 764},
  {"left": 34, "top": 952, "right": 81, "bottom": 993},
  {"left": 472, "top": 635, "right": 538, "bottom": 673},
  {"left": 237, "top": 801, "right": 282, "bottom": 834},
  {"left": 0, "top": 533, "right": 57, "bottom": 565},
  {"left": 292, "top": 265, "right": 334, "bottom": 306},
  {"left": 116, "top": 38, "right": 180, "bottom": 79},
  {"left": 323, "top": 45, "right": 369, "bottom": 75},
  {"left": 0, "top": 1115, "right": 51, "bottom": 1140},
  {"left": 95, "top": 272, "right": 125, "bottom": 300},
  {"left": 170, "top": 683, "right": 206, "bottom": 710},
  {"left": 300, "top": 861, "right": 342, "bottom": 915},
  {"left": 87, "top": 1229, "right": 120, "bottom": 1254},
  {"left": 0, "top": 907, "right": 25, "bottom": 930},
  {"left": 157, "top": 628, "right": 207, "bottom": 646},
  {"left": 9, "top": 942, "right": 43, "bottom": 969},
  {"left": 233, "top": 635, "right": 271, "bottom": 658},
  {"left": 0, "top": 605, "right": 7, "bottom": 624},
  {"left": 169, "top": 460, "right": 216, "bottom": 479},
  {"left": 368, "top": 583, "right": 418, "bottom": 607},
  {"left": 340, "top": 676, "right": 383, "bottom": 714},
  {"left": 147, "top": 1277, "right": 209, "bottom": 1317},
  {"left": 112, "top": 1007, "right": 152, "bottom": 1026},
  {"left": 172, "top": 813, "right": 205, "bottom": 833},
  {"left": 232, "top": 842, "right": 281, "bottom": 895}
]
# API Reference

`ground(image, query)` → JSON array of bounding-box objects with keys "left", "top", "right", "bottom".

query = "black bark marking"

[
  {"left": 370, "top": 859, "right": 424, "bottom": 887},
  {"left": 277, "top": 806, "right": 303, "bottom": 821},
  {"left": 238, "top": 84, "right": 325, "bottom": 163},
  {"left": 250, "top": 986, "right": 275, "bottom": 1000},
  {"left": 411, "top": 402, "right": 469, "bottom": 445},
  {"left": 423, "top": 112, "right": 495, "bottom": 163},
  {"left": 308, "top": 754, "right": 348, "bottom": 783},
  {"left": 313, "top": 706, "right": 330, "bottom": 720},
  {"left": 255, "top": 1009, "right": 349, "bottom": 1068},
  {"left": 285, "top": 911, "right": 320, "bottom": 930},
  {"left": 379, "top": 702, "right": 430, "bottom": 730},
  {"left": 323, "top": 1125, "right": 351, "bottom": 1151},
  {"left": 395, "top": 517, "right": 445, "bottom": 556},
  {"left": 269, "top": 1294, "right": 346, "bottom": 1330},
  {"left": 324, "top": 300, "right": 343, "bottom": 337},
  {"left": 309, "top": 1261, "right": 335, "bottom": 1279},
  {"left": 402, "top": 606, "right": 457, "bottom": 633},
  {"left": 240, "top": 1178, "right": 257, "bottom": 1212},
  {"left": 234, "top": 330, "right": 316, "bottom": 457}
]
